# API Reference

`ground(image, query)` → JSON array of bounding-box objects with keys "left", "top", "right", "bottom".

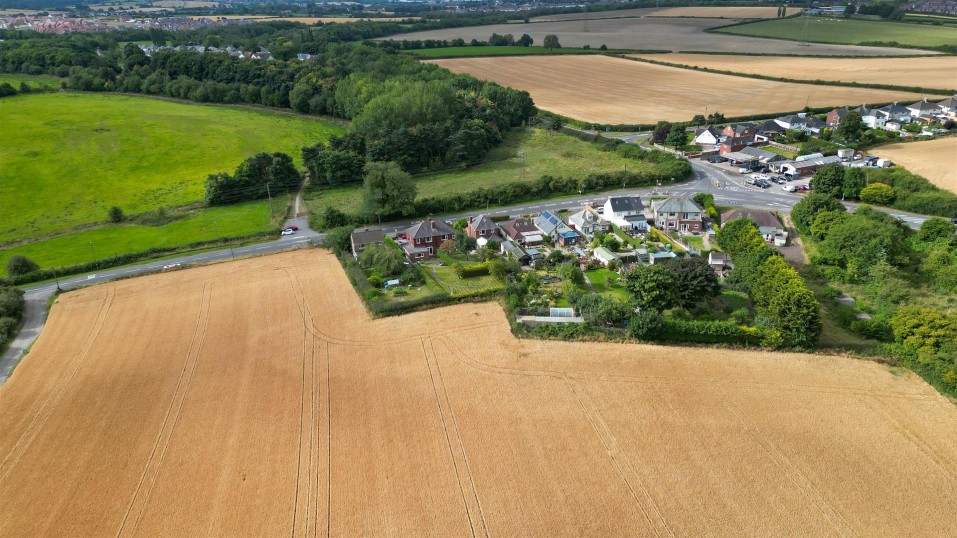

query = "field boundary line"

[
  {"left": 569, "top": 379, "right": 672, "bottom": 537},
  {"left": 291, "top": 305, "right": 317, "bottom": 537},
  {"left": 0, "top": 287, "right": 115, "bottom": 483},
  {"left": 116, "top": 281, "right": 213, "bottom": 538},
  {"left": 323, "top": 341, "right": 332, "bottom": 538},
  {"left": 721, "top": 394, "right": 856, "bottom": 537},
  {"left": 429, "top": 337, "right": 490, "bottom": 537},
  {"left": 421, "top": 339, "right": 479, "bottom": 538}
]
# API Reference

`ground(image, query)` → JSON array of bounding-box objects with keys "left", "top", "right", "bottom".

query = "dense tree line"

[
  {"left": 205, "top": 152, "right": 301, "bottom": 205},
  {"left": 0, "top": 279, "right": 26, "bottom": 349},
  {"left": 716, "top": 218, "right": 822, "bottom": 348},
  {"left": 808, "top": 162, "right": 957, "bottom": 218}
]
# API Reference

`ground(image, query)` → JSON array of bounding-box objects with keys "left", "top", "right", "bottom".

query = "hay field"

[
  {"left": 1, "top": 249, "right": 956, "bottom": 536},
  {"left": 632, "top": 53, "right": 957, "bottom": 91},
  {"left": 874, "top": 138, "right": 957, "bottom": 194},
  {"left": 428, "top": 55, "right": 928, "bottom": 124},
  {"left": 393, "top": 17, "right": 922, "bottom": 56}
]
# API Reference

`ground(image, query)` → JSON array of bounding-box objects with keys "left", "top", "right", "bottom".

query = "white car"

[
  {"left": 281, "top": 228, "right": 295, "bottom": 236},
  {"left": 782, "top": 185, "right": 797, "bottom": 192}
]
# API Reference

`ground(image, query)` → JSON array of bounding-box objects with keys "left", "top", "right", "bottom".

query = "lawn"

[
  {"left": 0, "top": 199, "right": 282, "bottom": 275},
  {"left": 585, "top": 268, "right": 631, "bottom": 301},
  {"left": 716, "top": 17, "right": 957, "bottom": 48},
  {"left": 0, "top": 74, "right": 61, "bottom": 89},
  {"left": 428, "top": 265, "right": 504, "bottom": 296},
  {"left": 304, "top": 128, "right": 649, "bottom": 223},
  {"left": 408, "top": 46, "right": 600, "bottom": 58},
  {"left": 0, "top": 92, "right": 340, "bottom": 244}
]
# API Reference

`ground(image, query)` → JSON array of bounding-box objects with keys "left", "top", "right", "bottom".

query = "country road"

[{"left": 0, "top": 157, "right": 935, "bottom": 385}]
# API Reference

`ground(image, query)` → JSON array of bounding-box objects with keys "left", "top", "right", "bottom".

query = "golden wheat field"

[
  {"left": 632, "top": 53, "right": 957, "bottom": 91},
  {"left": 1, "top": 249, "right": 956, "bottom": 536},
  {"left": 531, "top": 6, "right": 798, "bottom": 21},
  {"left": 874, "top": 137, "right": 957, "bottom": 194},
  {"left": 428, "top": 55, "right": 930, "bottom": 124}
]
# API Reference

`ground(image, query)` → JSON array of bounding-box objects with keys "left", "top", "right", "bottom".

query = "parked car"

[
  {"left": 745, "top": 177, "right": 757, "bottom": 185},
  {"left": 782, "top": 185, "right": 797, "bottom": 192},
  {"left": 773, "top": 177, "right": 787, "bottom": 184},
  {"left": 286, "top": 225, "right": 299, "bottom": 231},
  {"left": 707, "top": 156, "right": 723, "bottom": 163},
  {"left": 756, "top": 179, "right": 771, "bottom": 188},
  {"left": 738, "top": 167, "right": 750, "bottom": 174},
  {"left": 281, "top": 228, "right": 295, "bottom": 236}
]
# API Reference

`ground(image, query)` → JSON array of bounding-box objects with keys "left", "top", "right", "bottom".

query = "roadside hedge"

[{"left": 659, "top": 319, "right": 768, "bottom": 345}]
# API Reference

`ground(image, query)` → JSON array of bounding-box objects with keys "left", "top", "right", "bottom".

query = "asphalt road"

[{"left": 0, "top": 158, "right": 933, "bottom": 385}]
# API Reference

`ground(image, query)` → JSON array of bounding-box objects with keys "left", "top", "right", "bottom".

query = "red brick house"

[
  {"left": 400, "top": 218, "right": 455, "bottom": 261},
  {"left": 826, "top": 107, "right": 849, "bottom": 127},
  {"left": 720, "top": 136, "right": 757, "bottom": 155},
  {"left": 722, "top": 123, "right": 756, "bottom": 139},
  {"left": 466, "top": 214, "right": 499, "bottom": 239}
]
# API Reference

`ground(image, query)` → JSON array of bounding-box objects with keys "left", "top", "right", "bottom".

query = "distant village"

[{"left": 0, "top": 13, "right": 252, "bottom": 34}]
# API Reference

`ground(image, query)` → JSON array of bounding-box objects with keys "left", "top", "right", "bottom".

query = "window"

[
  {"left": 415, "top": 238, "right": 421, "bottom": 245},
  {"left": 428, "top": 247, "right": 433, "bottom": 255}
]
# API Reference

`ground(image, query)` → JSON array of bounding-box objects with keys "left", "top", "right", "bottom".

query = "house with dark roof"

[
  {"left": 652, "top": 198, "right": 704, "bottom": 232},
  {"left": 804, "top": 116, "right": 827, "bottom": 134},
  {"left": 826, "top": 108, "right": 849, "bottom": 127},
  {"left": 499, "top": 240, "right": 531, "bottom": 265},
  {"left": 693, "top": 126, "right": 721, "bottom": 145},
  {"left": 400, "top": 218, "right": 455, "bottom": 261},
  {"left": 879, "top": 103, "right": 912, "bottom": 123},
  {"left": 602, "top": 196, "right": 648, "bottom": 232},
  {"left": 720, "top": 209, "right": 786, "bottom": 240},
  {"left": 739, "top": 146, "right": 787, "bottom": 165},
  {"left": 350, "top": 227, "right": 386, "bottom": 259},
  {"left": 858, "top": 106, "right": 887, "bottom": 129},
  {"left": 568, "top": 206, "right": 611, "bottom": 238},
  {"left": 938, "top": 96, "right": 957, "bottom": 115},
  {"left": 907, "top": 98, "right": 943, "bottom": 119},
  {"left": 535, "top": 210, "right": 581, "bottom": 247},
  {"left": 720, "top": 136, "right": 758, "bottom": 155},
  {"left": 465, "top": 214, "right": 499, "bottom": 239},
  {"left": 499, "top": 217, "right": 543, "bottom": 246},
  {"left": 774, "top": 114, "right": 808, "bottom": 131},
  {"left": 753, "top": 120, "right": 785, "bottom": 138}
]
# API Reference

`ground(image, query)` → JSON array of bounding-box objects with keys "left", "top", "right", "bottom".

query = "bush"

[
  {"left": 6, "top": 255, "right": 39, "bottom": 277},
  {"left": 108, "top": 206, "right": 124, "bottom": 223},
  {"left": 459, "top": 262, "right": 491, "bottom": 278},
  {"left": 859, "top": 182, "right": 895, "bottom": 205},
  {"left": 628, "top": 308, "right": 663, "bottom": 340},
  {"left": 0, "top": 316, "right": 18, "bottom": 346}
]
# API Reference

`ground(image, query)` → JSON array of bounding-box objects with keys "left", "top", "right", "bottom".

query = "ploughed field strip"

[
  {"left": 428, "top": 55, "right": 931, "bottom": 124},
  {"left": 1, "top": 250, "right": 956, "bottom": 535}
]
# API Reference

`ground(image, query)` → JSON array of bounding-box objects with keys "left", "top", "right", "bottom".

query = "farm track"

[{"left": 1, "top": 250, "right": 956, "bottom": 535}]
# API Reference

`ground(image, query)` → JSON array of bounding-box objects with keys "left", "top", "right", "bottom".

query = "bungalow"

[
  {"left": 499, "top": 240, "right": 531, "bottom": 265},
  {"left": 400, "top": 218, "right": 455, "bottom": 261},
  {"left": 568, "top": 205, "right": 612, "bottom": 238},
  {"left": 592, "top": 246, "right": 619, "bottom": 266},
  {"left": 778, "top": 155, "right": 843, "bottom": 178},
  {"left": 693, "top": 126, "right": 721, "bottom": 145},
  {"left": 753, "top": 120, "right": 785, "bottom": 138},
  {"left": 499, "top": 217, "right": 544, "bottom": 246},
  {"left": 804, "top": 116, "right": 827, "bottom": 134},
  {"left": 535, "top": 210, "right": 581, "bottom": 247},
  {"left": 907, "top": 98, "right": 942, "bottom": 119},
  {"left": 720, "top": 209, "right": 787, "bottom": 241},
  {"left": 602, "top": 196, "right": 648, "bottom": 232},
  {"left": 879, "top": 103, "right": 912, "bottom": 123},
  {"left": 774, "top": 114, "right": 807, "bottom": 131},
  {"left": 350, "top": 227, "right": 386, "bottom": 260},
  {"left": 937, "top": 96, "right": 957, "bottom": 115},
  {"left": 466, "top": 213, "right": 499, "bottom": 239},
  {"left": 652, "top": 197, "right": 704, "bottom": 232},
  {"left": 826, "top": 107, "right": 849, "bottom": 127}
]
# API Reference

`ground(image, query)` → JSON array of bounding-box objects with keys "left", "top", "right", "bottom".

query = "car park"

[{"left": 707, "top": 156, "right": 723, "bottom": 163}]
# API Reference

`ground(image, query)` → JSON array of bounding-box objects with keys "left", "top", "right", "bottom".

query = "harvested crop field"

[
  {"left": 531, "top": 6, "right": 797, "bottom": 21},
  {"left": 2, "top": 249, "right": 957, "bottom": 536},
  {"left": 428, "top": 55, "right": 929, "bottom": 124},
  {"left": 393, "top": 17, "right": 923, "bottom": 56},
  {"left": 633, "top": 53, "right": 957, "bottom": 91},
  {"left": 873, "top": 137, "right": 957, "bottom": 194}
]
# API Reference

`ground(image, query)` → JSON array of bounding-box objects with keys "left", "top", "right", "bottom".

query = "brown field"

[
  {"left": 632, "top": 53, "right": 957, "bottom": 91},
  {"left": 393, "top": 17, "right": 924, "bottom": 56},
  {"left": 874, "top": 137, "right": 957, "bottom": 194},
  {"left": 428, "top": 55, "right": 930, "bottom": 124},
  {"left": 1, "top": 249, "right": 956, "bottom": 536}
]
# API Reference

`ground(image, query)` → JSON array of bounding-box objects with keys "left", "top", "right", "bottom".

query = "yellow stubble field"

[
  {"left": 632, "top": 53, "right": 957, "bottom": 91},
  {"left": 1, "top": 249, "right": 956, "bottom": 536},
  {"left": 428, "top": 55, "right": 931, "bottom": 124},
  {"left": 873, "top": 137, "right": 957, "bottom": 194}
]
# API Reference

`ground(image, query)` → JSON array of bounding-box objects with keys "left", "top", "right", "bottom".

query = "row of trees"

[
  {"left": 204, "top": 152, "right": 301, "bottom": 205},
  {"left": 808, "top": 162, "right": 957, "bottom": 217},
  {"left": 0, "top": 279, "right": 26, "bottom": 349},
  {"left": 716, "top": 218, "right": 822, "bottom": 348}
]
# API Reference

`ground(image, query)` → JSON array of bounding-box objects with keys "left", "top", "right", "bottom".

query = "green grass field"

[
  {"left": 716, "top": 16, "right": 957, "bottom": 48},
  {"left": 0, "top": 92, "right": 341, "bottom": 244},
  {"left": 0, "top": 199, "right": 285, "bottom": 275},
  {"left": 0, "top": 74, "right": 61, "bottom": 89},
  {"left": 585, "top": 268, "right": 630, "bottom": 301},
  {"left": 409, "top": 46, "right": 602, "bottom": 58},
  {"left": 428, "top": 265, "right": 504, "bottom": 296},
  {"left": 304, "top": 128, "right": 650, "bottom": 221}
]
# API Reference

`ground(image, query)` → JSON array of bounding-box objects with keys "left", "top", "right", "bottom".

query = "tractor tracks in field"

[
  {"left": 0, "top": 287, "right": 116, "bottom": 485},
  {"left": 116, "top": 281, "right": 213, "bottom": 538}
]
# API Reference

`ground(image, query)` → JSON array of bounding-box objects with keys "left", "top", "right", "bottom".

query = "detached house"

[
  {"left": 721, "top": 209, "right": 787, "bottom": 242},
  {"left": 826, "top": 108, "right": 849, "bottom": 127},
  {"left": 937, "top": 96, "right": 957, "bottom": 115},
  {"left": 500, "top": 217, "right": 544, "bottom": 246},
  {"left": 907, "top": 98, "right": 942, "bottom": 119},
  {"left": 652, "top": 198, "right": 704, "bottom": 232},
  {"left": 879, "top": 103, "right": 912, "bottom": 123},
  {"left": 350, "top": 227, "right": 385, "bottom": 260},
  {"left": 568, "top": 206, "right": 612, "bottom": 238},
  {"left": 535, "top": 210, "right": 581, "bottom": 247},
  {"left": 466, "top": 214, "right": 499, "bottom": 239},
  {"left": 722, "top": 123, "right": 756, "bottom": 139},
  {"left": 774, "top": 114, "right": 808, "bottom": 131},
  {"left": 720, "top": 136, "right": 757, "bottom": 155},
  {"left": 602, "top": 196, "right": 648, "bottom": 232},
  {"left": 858, "top": 107, "right": 887, "bottom": 129},
  {"left": 693, "top": 126, "right": 721, "bottom": 145},
  {"left": 400, "top": 218, "right": 454, "bottom": 261}
]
